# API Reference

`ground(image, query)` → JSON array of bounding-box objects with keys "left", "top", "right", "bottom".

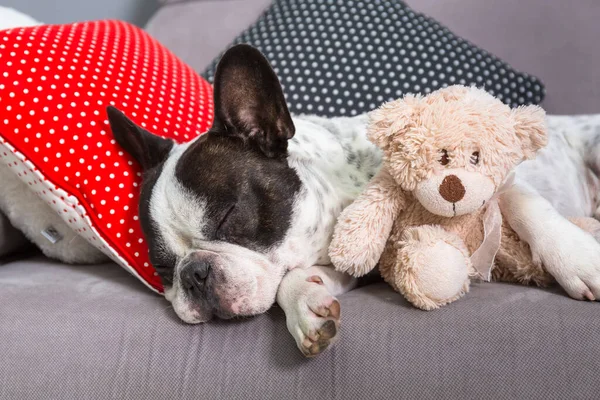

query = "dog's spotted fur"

[{"left": 108, "top": 45, "right": 600, "bottom": 356}]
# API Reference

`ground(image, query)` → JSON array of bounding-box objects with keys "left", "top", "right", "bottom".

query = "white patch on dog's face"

[
  {"left": 414, "top": 168, "right": 495, "bottom": 217},
  {"left": 147, "top": 142, "right": 289, "bottom": 323},
  {"left": 164, "top": 244, "right": 284, "bottom": 323},
  {"left": 149, "top": 143, "right": 207, "bottom": 258}
]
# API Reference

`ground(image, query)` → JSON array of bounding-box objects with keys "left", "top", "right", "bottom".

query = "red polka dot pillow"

[{"left": 0, "top": 20, "right": 214, "bottom": 292}]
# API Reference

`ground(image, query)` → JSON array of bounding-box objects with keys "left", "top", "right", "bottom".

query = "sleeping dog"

[{"left": 107, "top": 44, "right": 600, "bottom": 356}]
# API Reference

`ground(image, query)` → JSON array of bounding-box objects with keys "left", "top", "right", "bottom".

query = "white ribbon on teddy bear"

[{"left": 470, "top": 171, "right": 516, "bottom": 282}]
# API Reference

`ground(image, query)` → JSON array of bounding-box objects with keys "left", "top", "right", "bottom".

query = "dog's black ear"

[
  {"left": 107, "top": 106, "right": 174, "bottom": 170},
  {"left": 211, "top": 44, "right": 294, "bottom": 159}
]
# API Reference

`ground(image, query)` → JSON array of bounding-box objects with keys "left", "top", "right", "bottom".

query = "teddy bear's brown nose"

[{"left": 439, "top": 175, "right": 466, "bottom": 203}]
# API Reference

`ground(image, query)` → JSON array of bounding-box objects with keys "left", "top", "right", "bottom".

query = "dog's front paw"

[
  {"left": 532, "top": 221, "right": 600, "bottom": 301},
  {"left": 285, "top": 277, "right": 341, "bottom": 357}
]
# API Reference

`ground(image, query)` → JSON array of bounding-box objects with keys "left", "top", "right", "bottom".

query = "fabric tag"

[
  {"left": 470, "top": 172, "right": 516, "bottom": 281},
  {"left": 41, "top": 227, "right": 62, "bottom": 244}
]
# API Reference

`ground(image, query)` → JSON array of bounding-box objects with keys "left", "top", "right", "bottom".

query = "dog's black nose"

[{"left": 181, "top": 261, "right": 211, "bottom": 293}]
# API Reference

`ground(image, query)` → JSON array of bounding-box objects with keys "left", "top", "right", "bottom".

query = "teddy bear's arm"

[{"left": 329, "top": 166, "right": 405, "bottom": 277}]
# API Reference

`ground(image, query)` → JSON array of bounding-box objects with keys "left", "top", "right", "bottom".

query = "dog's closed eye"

[{"left": 216, "top": 205, "right": 236, "bottom": 238}]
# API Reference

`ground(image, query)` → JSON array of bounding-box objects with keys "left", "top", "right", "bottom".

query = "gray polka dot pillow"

[{"left": 202, "top": 0, "right": 545, "bottom": 117}]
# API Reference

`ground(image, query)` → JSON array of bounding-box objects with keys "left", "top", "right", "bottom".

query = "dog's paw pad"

[
  {"left": 301, "top": 338, "right": 331, "bottom": 357},
  {"left": 300, "top": 320, "right": 338, "bottom": 357},
  {"left": 285, "top": 277, "right": 343, "bottom": 358},
  {"left": 317, "top": 319, "right": 337, "bottom": 339}
]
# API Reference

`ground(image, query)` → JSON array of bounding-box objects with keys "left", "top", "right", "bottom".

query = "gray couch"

[{"left": 2, "top": 1, "right": 600, "bottom": 399}]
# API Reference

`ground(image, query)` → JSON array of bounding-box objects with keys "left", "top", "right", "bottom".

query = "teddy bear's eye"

[
  {"left": 439, "top": 149, "right": 450, "bottom": 166},
  {"left": 470, "top": 151, "right": 480, "bottom": 165}
]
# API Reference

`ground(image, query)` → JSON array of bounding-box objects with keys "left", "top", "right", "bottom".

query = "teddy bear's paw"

[
  {"left": 410, "top": 241, "right": 470, "bottom": 309},
  {"left": 396, "top": 227, "right": 471, "bottom": 309},
  {"left": 532, "top": 220, "right": 600, "bottom": 301},
  {"left": 329, "top": 228, "right": 383, "bottom": 277},
  {"left": 409, "top": 279, "right": 471, "bottom": 311},
  {"left": 284, "top": 278, "right": 341, "bottom": 357},
  {"left": 330, "top": 250, "right": 375, "bottom": 277}
]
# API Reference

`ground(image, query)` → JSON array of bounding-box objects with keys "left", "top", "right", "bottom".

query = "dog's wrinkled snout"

[
  {"left": 181, "top": 258, "right": 211, "bottom": 294},
  {"left": 439, "top": 175, "right": 466, "bottom": 203}
]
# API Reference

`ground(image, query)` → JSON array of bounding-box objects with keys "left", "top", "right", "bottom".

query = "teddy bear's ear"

[
  {"left": 511, "top": 105, "right": 548, "bottom": 159},
  {"left": 367, "top": 96, "right": 417, "bottom": 151}
]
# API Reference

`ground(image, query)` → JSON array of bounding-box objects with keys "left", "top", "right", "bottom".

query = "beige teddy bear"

[{"left": 329, "top": 85, "right": 600, "bottom": 310}]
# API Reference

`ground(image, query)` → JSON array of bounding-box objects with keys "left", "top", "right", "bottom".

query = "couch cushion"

[
  {"left": 146, "top": 0, "right": 273, "bottom": 73},
  {"left": 200, "top": 0, "right": 545, "bottom": 117},
  {"left": 0, "top": 20, "right": 214, "bottom": 292},
  {"left": 148, "top": 0, "right": 600, "bottom": 115},
  {"left": 157, "top": 0, "right": 209, "bottom": 4},
  {"left": 2, "top": 255, "right": 599, "bottom": 399},
  {"left": 403, "top": 0, "right": 600, "bottom": 115}
]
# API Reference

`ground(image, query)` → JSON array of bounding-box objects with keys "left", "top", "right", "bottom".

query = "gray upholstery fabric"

[
  {"left": 402, "top": 0, "right": 600, "bottom": 115},
  {"left": 1, "top": 255, "right": 600, "bottom": 399},
  {"left": 145, "top": 0, "right": 272, "bottom": 73},
  {"left": 158, "top": 0, "right": 221, "bottom": 4},
  {"left": 3, "top": 2, "right": 599, "bottom": 399},
  {"left": 147, "top": 0, "right": 600, "bottom": 115}
]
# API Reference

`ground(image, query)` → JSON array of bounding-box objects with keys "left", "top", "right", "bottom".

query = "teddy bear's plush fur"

[{"left": 329, "top": 85, "right": 600, "bottom": 310}]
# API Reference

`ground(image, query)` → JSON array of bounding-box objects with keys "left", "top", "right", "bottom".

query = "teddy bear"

[{"left": 328, "top": 85, "right": 600, "bottom": 310}]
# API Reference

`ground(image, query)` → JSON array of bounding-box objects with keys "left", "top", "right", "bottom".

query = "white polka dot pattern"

[
  {"left": 203, "top": 0, "right": 545, "bottom": 117},
  {"left": 0, "top": 20, "right": 214, "bottom": 293}
]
